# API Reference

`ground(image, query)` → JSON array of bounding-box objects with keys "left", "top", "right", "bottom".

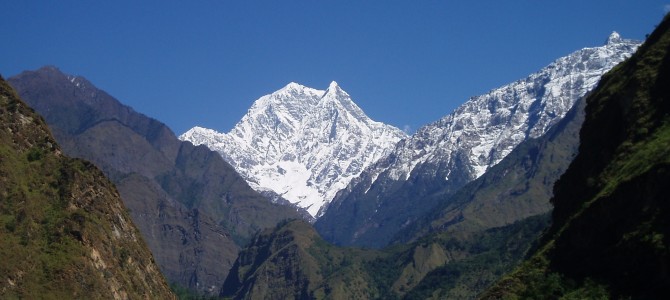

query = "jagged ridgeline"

[
  {"left": 393, "top": 94, "right": 586, "bottom": 245},
  {"left": 0, "top": 77, "right": 175, "bottom": 298},
  {"left": 316, "top": 31, "right": 639, "bottom": 249},
  {"left": 483, "top": 13, "right": 670, "bottom": 299}
]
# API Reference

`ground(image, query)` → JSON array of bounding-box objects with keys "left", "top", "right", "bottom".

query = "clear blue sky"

[{"left": 1, "top": 1, "right": 668, "bottom": 135}]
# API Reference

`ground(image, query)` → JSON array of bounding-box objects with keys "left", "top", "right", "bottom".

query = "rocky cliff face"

[
  {"left": 484, "top": 14, "right": 670, "bottom": 299},
  {"left": 8, "top": 67, "right": 302, "bottom": 295},
  {"left": 316, "top": 32, "right": 640, "bottom": 248},
  {"left": 0, "top": 76, "right": 175, "bottom": 299},
  {"left": 180, "top": 81, "right": 406, "bottom": 217}
]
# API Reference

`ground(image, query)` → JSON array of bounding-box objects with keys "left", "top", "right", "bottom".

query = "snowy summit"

[{"left": 180, "top": 82, "right": 406, "bottom": 217}]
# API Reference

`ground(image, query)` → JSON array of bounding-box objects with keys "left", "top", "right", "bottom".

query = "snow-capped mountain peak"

[
  {"left": 326, "top": 80, "right": 344, "bottom": 95},
  {"left": 180, "top": 82, "right": 406, "bottom": 217},
  {"left": 278, "top": 81, "right": 322, "bottom": 96}
]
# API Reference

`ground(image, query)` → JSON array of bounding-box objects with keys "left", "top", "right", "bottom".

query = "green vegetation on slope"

[
  {"left": 221, "top": 213, "right": 548, "bottom": 299},
  {"left": 482, "top": 13, "right": 670, "bottom": 299},
  {"left": 0, "top": 76, "right": 175, "bottom": 298},
  {"left": 402, "top": 214, "right": 549, "bottom": 299}
]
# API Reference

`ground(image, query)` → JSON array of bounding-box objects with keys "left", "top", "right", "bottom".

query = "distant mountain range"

[
  {"left": 181, "top": 33, "right": 639, "bottom": 236},
  {"left": 180, "top": 81, "right": 406, "bottom": 217},
  {"left": 4, "top": 20, "right": 663, "bottom": 298},
  {"left": 316, "top": 32, "right": 640, "bottom": 248},
  {"left": 199, "top": 22, "right": 670, "bottom": 298}
]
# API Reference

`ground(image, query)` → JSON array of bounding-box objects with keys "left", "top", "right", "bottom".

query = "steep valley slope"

[
  {"left": 219, "top": 216, "right": 547, "bottom": 299},
  {"left": 0, "top": 76, "right": 175, "bottom": 298}
]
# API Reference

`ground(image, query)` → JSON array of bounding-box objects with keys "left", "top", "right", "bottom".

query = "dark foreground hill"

[
  {"left": 8, "top": 67, "right": 303, "bottom": 295},
  {"left": 483, "top": 13, "right": 670, "bottom": 299},
  {"left": 0, "top": 76, "right": 175, "bottom": 298}
]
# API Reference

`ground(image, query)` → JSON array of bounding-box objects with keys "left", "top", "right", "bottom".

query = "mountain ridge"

[{"left": 316, "top": 32, "right": 640, "bottom": 248}]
